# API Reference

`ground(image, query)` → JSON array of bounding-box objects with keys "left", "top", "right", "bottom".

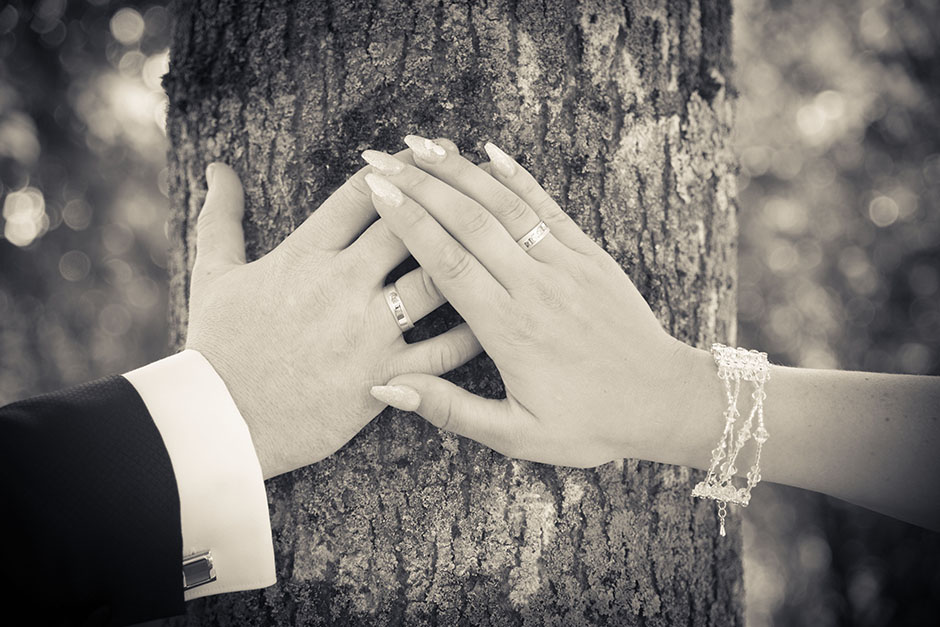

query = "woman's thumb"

[{"left": 371, "top": 374, "right": 513, "bottom": 449}]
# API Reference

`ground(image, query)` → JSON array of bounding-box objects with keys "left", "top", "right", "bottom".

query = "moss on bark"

[{"left": 164, "top": 0, "right": 741, "bottom": 624}]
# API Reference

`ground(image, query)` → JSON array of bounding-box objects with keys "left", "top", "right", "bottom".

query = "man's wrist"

[{"left": 123, "top": 350, "right": 277, "bottom": 598}]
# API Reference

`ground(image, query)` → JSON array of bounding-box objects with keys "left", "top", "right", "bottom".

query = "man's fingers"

[
  {"left": 398, "top": 322, "right": 482, "bottom": 374},
  {"left": 193, "top": 163, "right": 246, "bottom": 282},
  {"left": 385, "top": 268, "right": 446, "bottom": 329},
  {"left": 287, "top": 149, "right": 414, "bottom": 252},
  {"left": 370, "top": 373, "right": 523, "bottom": 457},
  {"left": 343, "top": 218, "right": 410, "bottom": 277}
]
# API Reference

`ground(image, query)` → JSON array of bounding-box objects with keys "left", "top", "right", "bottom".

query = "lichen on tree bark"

[{"left": 164, "top": 0, "right": 742, "bottom": 624}]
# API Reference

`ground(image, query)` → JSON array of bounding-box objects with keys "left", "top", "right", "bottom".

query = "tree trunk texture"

[{"left": 164, "top": 0, "right": 740, "bottom": 624}]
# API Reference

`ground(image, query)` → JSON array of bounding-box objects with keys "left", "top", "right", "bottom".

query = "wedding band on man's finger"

[
  {"left": 383, "top": 284, "right": 413, "bottom": 332},
  {"left": 382, "top": 268, "right": 447, "bottom": 335}
]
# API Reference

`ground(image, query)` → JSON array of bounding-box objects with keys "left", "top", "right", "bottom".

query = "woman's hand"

[
  {"left": 185, "top": 160, "right": 481, "bottom": 479},
  {"left": 363, "top": 136, "right": 699, "bottom": 468}
]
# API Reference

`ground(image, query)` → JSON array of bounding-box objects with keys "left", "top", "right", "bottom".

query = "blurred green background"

[{"left": 1, "top": 0, "right": 937, "bottom": 624}]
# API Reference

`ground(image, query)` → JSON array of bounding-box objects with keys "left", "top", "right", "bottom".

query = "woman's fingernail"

[
  {"left": 370, "top": 385, "right": 421, "bottom": 411},
  {"left": 361, "top": 150, "right": 405, "bottom": 175},
  {"left": 364, "top": 173, "right": 404, "bottom": 206},
  {"left": 206, "top": 164, "right": 217, "bottom": 187},
  {"left": 483, "top": 142, "right": 516, "bottom": 177},
  {"left": 404, "top": 135, "right": 447, "bottom": 163}
]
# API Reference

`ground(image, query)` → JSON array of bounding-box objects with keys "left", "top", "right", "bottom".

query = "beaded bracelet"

[{"left": 691, "top": 343, "right": 771, "bottom": 536}]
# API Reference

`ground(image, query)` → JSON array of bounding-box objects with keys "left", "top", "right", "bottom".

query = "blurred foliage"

[
  {"left": 1, "top": 0, "right": 937, "bottom": 626},
  {"left": 734, "top": 0, "right": 940, "bottom": 626},
  {"left": 0, "top": 0, "right": 171, "bottom": 400}
]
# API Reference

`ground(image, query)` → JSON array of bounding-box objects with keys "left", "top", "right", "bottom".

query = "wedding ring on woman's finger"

[
  {"left": 517, "top": 221, "right": 551, "bottom": 252},
  {"left": 383, "top": 283, "right": 415, "bottom": 333}
]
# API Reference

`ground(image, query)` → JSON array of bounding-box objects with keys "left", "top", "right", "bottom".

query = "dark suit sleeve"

[{"left": 0, "top": 375, "right": 185, "bottom": 626}]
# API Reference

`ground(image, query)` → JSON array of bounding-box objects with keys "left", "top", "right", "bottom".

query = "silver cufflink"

[{"left": 183, "top": 550, "right": 217, "bottom": 590}]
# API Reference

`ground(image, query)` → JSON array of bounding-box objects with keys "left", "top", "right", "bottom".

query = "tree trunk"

[{"left": 163, "top": 0, "right": 740, "bottom": 624}]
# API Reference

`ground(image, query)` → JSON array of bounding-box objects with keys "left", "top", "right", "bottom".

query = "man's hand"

[{"left": 185, "top": 161, "right": 481, "bottom": 479}]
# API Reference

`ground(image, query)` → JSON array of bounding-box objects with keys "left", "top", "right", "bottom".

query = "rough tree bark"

[{"left": 164, "top": 0, "right": 740, "bottom": 624}]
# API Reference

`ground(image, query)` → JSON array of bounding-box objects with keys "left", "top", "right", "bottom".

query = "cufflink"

[{"left": 183, "top": 550, "right": 217, "bottom": 590}]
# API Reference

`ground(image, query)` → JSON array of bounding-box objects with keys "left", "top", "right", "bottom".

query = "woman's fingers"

[
  {"left": 402, "top": 135, "right": 568, "bottom": 263},
  {"left": 363, "top": 173, "right": 509, "bottom": 324},
  {"left": 482, "top": 142, "right": 599, "bottom": 255},
  {"left": 360, "top": 151, "right": 533, "bottom": 289},
  {"left": 342, "top": 140, "right": 459, "bottom": 274},
  {"left": 371, "top": 374, "right": 525, "bottom": 458}
]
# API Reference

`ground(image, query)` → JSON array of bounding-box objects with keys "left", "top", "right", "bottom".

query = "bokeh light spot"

[
  {"left": 99, "top": 303, "right": 132, "bottom": 336},
  {"left": 3, "top": 187, "right": 48, "bottom": 247},
  {"left": 101, "top": 223, "right": 134, "bottom": 255},
  {"left": 0, "top": 112, "right": 41, "bottom": 166},
  {"left": 768, "top": 240, "right": 799, "bottom": 274},
  {"left": 62, "top": 199, "right": 93, "bottom": 231},
  {"left": 119, "top": 50, "right": 146, "bottom": 76},
  {"left": 798, "top": 534, "right": 832, "bottom": 572},
  {"left": 868, "top": 195, "right": 899, "bottom": 227},
  {"left": 142, "top": 50, "right": 170, "bottom": 91},
  {"left": 104, "top": 258, "right": 133, "bottom": 285},
  {"left": 58, "top": 250, "right": 91, "bottom": 282},
  {"left": 764, "top": 197, "right": 808, "bottom": 234},
  {"left": 127, "top": 277, "right": 159, "bottom": 309},
  {"left": 0, "top": 6, "right": 18, "bottom": 35},
  {"left": 110, "top": 8, "right": 145, "bottom": 46},
  {"left": 815, "top": 90, "right": 846, "bottom": 120},
  {"left": 797, "top": 103, "right": 827, "bottom": 137}
]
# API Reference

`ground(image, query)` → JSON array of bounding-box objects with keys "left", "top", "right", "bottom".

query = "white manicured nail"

[
  {"left": 364, "top": 173, "right": 404, "bottom": 206},
  {"left": 404, "top": 135, "right": 447, "bottom": 163},
  {"left": 370, "top": 385, "right": 421, "bottom": 411},
  {"left": 484, "top": 141, "right": 516, "bottom": 177},
  {"left": 361, "top": 150, "right": 405, "bottom": 175}
]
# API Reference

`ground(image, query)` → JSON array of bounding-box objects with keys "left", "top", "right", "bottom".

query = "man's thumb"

[
  {"left": 371, "top": 374, "right": 514, "bottom": 451},
  {"left": 194, "top": 163, "right": 247, "bottom": 280}
]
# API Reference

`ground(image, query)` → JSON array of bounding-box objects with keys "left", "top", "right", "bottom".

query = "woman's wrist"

[{"left": 658, "top": 341, "right": 727, "bottom": 471}]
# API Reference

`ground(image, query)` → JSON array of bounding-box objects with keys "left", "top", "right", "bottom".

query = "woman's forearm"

[{"left": 674, "top": 346, "right": 940, "bottom": 531}]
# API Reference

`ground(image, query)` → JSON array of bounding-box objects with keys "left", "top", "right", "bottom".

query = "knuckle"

[
  {"left": 398, "top": 201, "right": 432, "bottom": 231},
  {"left": 517, "top": 173, "right": 543, "bottom": 198},
  {"left": 418, "top": 269, "right": 442, "bottom": 303},
  {"left": 195, "top": 207, "right": 219, "bottom": 236},
  {"left": 398, "top": 164, "right": 429, "bottom": 188},
  {"left": 499, "top": 304, "right": 539, "bottom": 346},
  {"left": 344, "top": 173, "right": 374, "bottom": 203},
  {"left": 492, "top": 190, "right": 531, "bottom": 224},
  {"left": 429, "top": 340, "right": 460, "bottom": 374},
  {"left": 437, "top": 394, "right": 460, "bottom": 431},
  {"left": 436, "top": 242, "right": 475, "bottom": 282},
  {"left": 535, "top": 195, "right": 567, "bottom": 223},
  {"left": 449, "top": 154, "right": 474, "bottom": 178},
  {"left": 531, "top": 276, "right": 568, "bottom": 311},
  {"left": 458, "top": 206, "right": 492, "bottom": 238}
]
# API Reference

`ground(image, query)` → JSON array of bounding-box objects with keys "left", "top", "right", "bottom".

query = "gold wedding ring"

[
  {"left": 383, "top": 284, "right": 414, "bottom": 333},
  {"left": 517, "top": 221, "right": 550, "bottom": 251}
]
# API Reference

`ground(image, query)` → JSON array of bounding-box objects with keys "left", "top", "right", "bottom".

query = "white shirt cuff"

[{"left": 123, "top": 350, "right": 276, "bottom": 600}]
